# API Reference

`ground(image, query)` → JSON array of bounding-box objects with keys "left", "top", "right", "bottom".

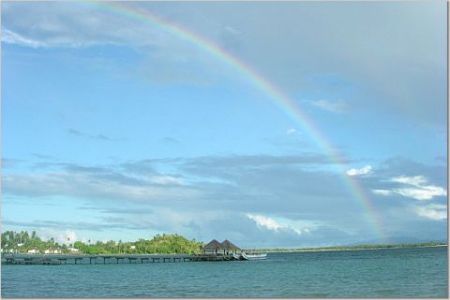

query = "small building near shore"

[
  {"left": 203, "top": 239, "right": 241, "bottom": 255},
  {"left": 203, "top": 239, "right": 223, "bottom": 254},
  {"left": 44, "top": 249, "right": 61, "bottom": 254},
  {"left": 68, "top": 247, "right": 79, "bottom": 253},
  {"left": 221, "top": 239, "right": 241, "bottom": 255}
]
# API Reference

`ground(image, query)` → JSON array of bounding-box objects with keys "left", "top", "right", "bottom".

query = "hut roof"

[
  {"left": 203, "top": 239, "right": 223, "bottom": 250},
  {"left": 221, "top": 239, "right": 240, "bottom": 250}
]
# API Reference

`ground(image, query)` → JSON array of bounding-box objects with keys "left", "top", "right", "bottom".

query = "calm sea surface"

[{"left": 1, "top": 247, "right": 447, "bottom": 298}]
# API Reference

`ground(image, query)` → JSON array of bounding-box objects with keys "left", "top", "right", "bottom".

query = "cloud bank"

[{"left": 373, "top": 175, "right": 446, "bottom": 201}]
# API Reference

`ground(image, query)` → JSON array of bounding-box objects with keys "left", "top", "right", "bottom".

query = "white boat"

[
  {"left": 241, "top": 252, "right": 267, "bottom": 260},
  {"left": 232, "top": 253, "right": 243, "bottom": 260}
]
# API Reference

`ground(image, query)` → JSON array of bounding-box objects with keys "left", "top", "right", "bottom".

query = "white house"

[
  {"left": 44, "top": 249, "right": 61, "bottom": 254},
  {"left": 27, "top": 249, "right": 39, "bottom": 254}
]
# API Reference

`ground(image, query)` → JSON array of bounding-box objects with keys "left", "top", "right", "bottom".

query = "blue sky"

[{"left": 2, "top": 1, "right": 447, "bottom": 247}]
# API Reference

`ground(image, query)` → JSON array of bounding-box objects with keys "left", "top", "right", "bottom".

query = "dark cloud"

[
  {"left": 31, "top": 153, "right": 57, "bottom": 160},
  {"left": 3, "top": 217, "right": 163, "bottom": 232},
  {"left": 3, "top": 153, "right": 357, "bottom": 215},
  {"left": 2, "top": 158, "right": 22, "bottom": 169},
  {"left": 179, "top": 213, "right": 355, "bottom": 248},
  {"left": 78, "top": 205, "right": 155, "bottom": 215},
  {"left": 67, "top": 128, "right": 123, "bottom": 142},
  {"left": 160, "top": 137, "right": 181, "bottom": 145},
  {"left": 368, "top": 157, "right": 447, "bottom": 187},
  {"left": 3, "top": 154, "right": 447, "bottom": 245},
  {"left": 183, "top": 153, "right": 339, "bottom": 169},
  {"left": 3, "top": 2, "right": 445, "bottom": 126}
]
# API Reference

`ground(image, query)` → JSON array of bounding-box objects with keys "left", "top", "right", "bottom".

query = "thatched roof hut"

[
  {"left": 221, "top": 239, "right": 240, "bottom": 251},
  {"left": 203, "top": 239, "right": 223, "bottom": 254}
]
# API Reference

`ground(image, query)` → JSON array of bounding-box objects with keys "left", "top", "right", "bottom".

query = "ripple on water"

[{"left": 1, "top": 247, "right": 447, "bottom": 298}]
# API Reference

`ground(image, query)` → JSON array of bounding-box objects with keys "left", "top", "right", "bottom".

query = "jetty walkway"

[{"left": 1, "top": 253, "right": 236, "bottom": 265}]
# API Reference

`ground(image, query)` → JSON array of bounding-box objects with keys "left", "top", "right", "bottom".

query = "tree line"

[{"left": 1, "top": 231, "right": 203, "bottom": 255}]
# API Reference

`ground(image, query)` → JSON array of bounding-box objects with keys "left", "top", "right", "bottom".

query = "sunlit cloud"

[
  {"left": 246, "top": 214, "right": 283, "bottom": 232},
  {"left": 372, "top": 175, "right": 446, "bottom": 201},
  {"left": 391, "top": 175, "right": 427, "bottom": 186},
  {"left": 245, "top": 213, "right": 315, "bottom": 236},
  {"left": 1, "top": 28, "right": 46, "bottom": 48},
  {"left": 414, "top": 204, "right": 447, "bottom": 221},
  {"left": 346, "top": 165, "right": 372, "bottom": 176},
  {"left": 372, "top": 189, "right": 392, "bottom": 196}
]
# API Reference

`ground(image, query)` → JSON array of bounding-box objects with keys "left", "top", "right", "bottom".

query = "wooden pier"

[{"left": 1, "top": 253, "right": 237, "bottom": 265}]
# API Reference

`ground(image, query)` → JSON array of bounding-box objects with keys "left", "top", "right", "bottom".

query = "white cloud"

[
  {"left": 372, "top": 189, "right": 392, "bottom": 196},
  {"left": 391, "top": 175, "right": 427, "bottom": 186},
  {"left": 286, "top": 128, "right": 297, "bottom": 135},
  {"left": 310, "top": 99, "right": 348, "bottom": 113},
  {"left": 2, "top": 4, "right": 160, "bottom": 49},
  {"left": 346, "top": 165, "right": 372, "bottom": 176},
  {"left": 2, "top": 29, "right": 47, "bottom": 48},
  {"left": 245, "top": 213, "right": 316, "bottom": 236},
  {"left": 38, "top": 229, "right": 74, "bottom": 244},
  {"left": 391, "top": 175, "right": 446, "bottom": 201},
  {"left": 64, "top": 231, "right": 78, "bottom": 244},
  {"left": 40, "top": 230, "right": 80, "bottom": 245},
  {"left": 395, "top": 186, "right": 446, "bottom": 201},
  {"left": 246, "top": 214, "right": 283, "bottom": 231},
  {"left": 373, "top": 175, "right": 447, "bottom": 201},
  {"left": 3, "top": 171, "right": 200, "bottom": 203},
  {"left": 150, "top": 175, "right": 184, "bottom": 185},
  {"left": 414, "top": 204, "right": 447, "bottom": 221}
]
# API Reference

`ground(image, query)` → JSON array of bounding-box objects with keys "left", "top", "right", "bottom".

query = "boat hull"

[
  {"left": 232, "top": 254, "right": 243, "bottom": 260},
  {"left": 241, "top": 253, "right": 267, "bottom": 260}
]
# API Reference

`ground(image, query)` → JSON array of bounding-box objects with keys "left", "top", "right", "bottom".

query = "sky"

[{"left": 1, "top": 1, "right": 447, "bottom": 248}]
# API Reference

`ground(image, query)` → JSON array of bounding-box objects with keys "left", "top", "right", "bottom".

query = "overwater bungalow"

[
  {"left": 203, "top": 239, "right": 223, "bottom": 255},
  {"left": 221, "top": 239, "right": 241, "bottom": 255},
  {"left": 203, "top": 239, "right": 242, "bottom": 256}
]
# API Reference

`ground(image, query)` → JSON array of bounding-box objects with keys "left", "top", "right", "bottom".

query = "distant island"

[
  {"left": 255, "top": 242, "right": 447, "bottom": 253},
  {"left": 1, "top": 230, "right": 446, "bottom": 255}
]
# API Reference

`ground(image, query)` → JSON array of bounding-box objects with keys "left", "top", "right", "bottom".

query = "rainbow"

[{"left": 88, "top": 1, "right": 386, "bottom": 242}]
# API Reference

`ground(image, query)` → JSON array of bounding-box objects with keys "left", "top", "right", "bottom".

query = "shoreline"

[
  {"left": 249, "top": 243, "right": 448, "bottom": 254},
  {"left": 3, "top": 240, "right": 446, "bottom": 256}
]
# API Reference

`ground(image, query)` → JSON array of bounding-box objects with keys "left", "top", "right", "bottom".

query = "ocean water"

[{"left": 1, "top": 247, "right": 447, "bottom": 298}]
